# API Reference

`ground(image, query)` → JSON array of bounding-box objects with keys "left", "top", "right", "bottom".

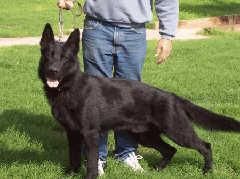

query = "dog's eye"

[
  {"left": 62, "top": 55, "right": 70, "bottom": 61},
  {"left": 51, "top": 51, "right": 55, "bottom": 57}
]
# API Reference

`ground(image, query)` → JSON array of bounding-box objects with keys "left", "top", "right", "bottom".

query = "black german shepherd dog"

[{"left": 39, "top": 23, "right": 240, "bottom": 179}]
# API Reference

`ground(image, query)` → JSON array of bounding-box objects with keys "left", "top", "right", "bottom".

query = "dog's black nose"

[{"left": 49, "top": 66, "right": 59, "bottom": 73}]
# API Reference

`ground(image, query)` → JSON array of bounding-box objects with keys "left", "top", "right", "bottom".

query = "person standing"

[{"left": 58, "top": 0, "right": 179, "bottom": 175}]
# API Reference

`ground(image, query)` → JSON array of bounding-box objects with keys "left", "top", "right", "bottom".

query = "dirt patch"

[
  {"left": 0, "top": 15, "right": 240, "bottom": 46},
  {"left": 179, "top": 15, "right": 240, "bottom": 29}
]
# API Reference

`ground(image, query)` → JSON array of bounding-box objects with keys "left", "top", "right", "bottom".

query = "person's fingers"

[
  {"left": 156, "top": 39, "right": 172, "bottom": 64},
  {"left": 158, "top": 45, "right": 171, "bottom": 63},
  {"left": 65, "top": 0, "right": 74, "bottom": 10},
  {"left": 57, "top": 0, "right": 74, "bottom": 10},
  {"left": 57, "top": 0, "right": 66, "bottom": 8},
  {"left": 155, "top": 42, "right": 162, "bottom": 57}
]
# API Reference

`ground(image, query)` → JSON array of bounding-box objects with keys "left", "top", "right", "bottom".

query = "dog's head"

[{"left": 39, "top": 23, "right": 80, "bottom": 89}]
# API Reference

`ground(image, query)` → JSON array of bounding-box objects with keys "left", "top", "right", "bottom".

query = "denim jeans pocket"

[
  {"left": 84, "top": 19, "right": 101, "bottom": 30},
  {"left": 129, "top": 27, "right": 146, "bottom": 34}
]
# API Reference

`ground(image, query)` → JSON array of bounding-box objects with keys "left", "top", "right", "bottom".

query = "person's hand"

[
  {"left": 155, "top": 38, "right": 172, "bottom": 64},
  {"left": 57, "top": 0, "right": 74, "bottom": 10}
]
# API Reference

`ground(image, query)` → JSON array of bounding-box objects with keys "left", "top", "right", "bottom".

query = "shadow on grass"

[
  {"left": 141, "top": 151, "right": 202, "bottom": 171},
  {"left": 0, "top": 109, "right": 67, "bottom": 166},
  {"left": 0, "top": 110, "right": 205, "bottom": 173},
  {"left": 181, "top": 1, "right": 240, "bottom": 18}
]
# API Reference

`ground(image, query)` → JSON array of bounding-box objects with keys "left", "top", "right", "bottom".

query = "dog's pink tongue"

[{"left": 46, "top": 79, "right": 59, "bottom": 88}]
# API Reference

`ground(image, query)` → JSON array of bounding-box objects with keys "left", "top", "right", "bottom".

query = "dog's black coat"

[{"left": 39, "top": 23, "right": 240, "bottom": 179}]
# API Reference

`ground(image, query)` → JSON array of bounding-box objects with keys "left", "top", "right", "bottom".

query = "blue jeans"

[{"left": 82, "top": 17, "right": 146, "bottom": 161}]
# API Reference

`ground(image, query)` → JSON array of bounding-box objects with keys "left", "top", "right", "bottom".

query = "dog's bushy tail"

[{"left": 180, "top": 98, "right": 240, "bottom": 132}]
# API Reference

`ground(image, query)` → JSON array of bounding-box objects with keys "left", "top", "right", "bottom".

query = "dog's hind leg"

[
  {"left": 155, "top": 137, "right": 177, "bottom": 170},
  {"left": 165, "top": 121, "right": 212, "bottom": 174},
  {"left": 66, "top": 130, "right": 83, "bottom": 173},
  {"left": 134, "top": 132, "right": 177, "bottom": 170}
]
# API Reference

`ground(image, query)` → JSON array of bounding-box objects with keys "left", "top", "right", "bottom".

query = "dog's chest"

[
  {"left": 49, "top": 91, "right": 81, "bottom": 130},
  {"left": 57, "top": 91, "right": 78, "bottom": 109}
]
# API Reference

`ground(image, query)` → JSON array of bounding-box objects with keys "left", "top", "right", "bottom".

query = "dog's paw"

[
  {"left": 64, "top": 166, "right": 79, "bottom": 175},
  {"left": 203, "top": 166, "right": 213, "bottom": 175},
  {"left": 155, "top": 163, "right": 167, "bottom": 171},
  {"left": 155, "top": 158, "right": 171, "bottom": 171}
]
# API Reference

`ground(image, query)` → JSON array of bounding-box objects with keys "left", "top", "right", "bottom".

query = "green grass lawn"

[
  {"left": 1, "top": 0, "right": 240, "bottom": 37},
  {"left": 0, "top": 33, "right": 240, "bottom": 178},
  {"left": 180, "top": 0, "right": 240, "bottom": 20},
  {"left": 0, "top": 0, "right": 85, "bottom": 38}
]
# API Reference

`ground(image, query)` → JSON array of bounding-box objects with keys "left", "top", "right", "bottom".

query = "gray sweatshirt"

[{"left": 83, "top": 0, "right": 179, "bottom": 39}]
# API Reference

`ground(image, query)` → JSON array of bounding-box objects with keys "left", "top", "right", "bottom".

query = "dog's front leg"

[
  {"left": 84, "top": 130, "right": 99, "bottom": 179},
  {"left": 66, "top": 130, "right": 83, "bottom": 173}
]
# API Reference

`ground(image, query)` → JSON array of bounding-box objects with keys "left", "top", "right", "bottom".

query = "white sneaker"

[
  {"left": 98, "top": 159, "right": 106, "bottom": 176},
  {"left": 121, "top": 152, "right": 144, "bottom": 172}
]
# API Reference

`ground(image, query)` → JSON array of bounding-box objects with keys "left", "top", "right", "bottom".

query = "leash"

[
  {"left": 58, "top": 8, "right": 64, "bottom": 41},
  {"left": 58, "top": 0, "right": 83, "bottom": 42}
]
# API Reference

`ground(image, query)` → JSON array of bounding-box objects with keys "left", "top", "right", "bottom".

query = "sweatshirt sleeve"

[{"left": 155, "top": 0, "right": 179, "bottom": 39}]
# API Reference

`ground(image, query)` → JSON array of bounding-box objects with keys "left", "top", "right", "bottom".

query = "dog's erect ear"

[
  {"left": 64, "top": 28, "right": 80, "bottom": 55},
  {"left": 40, "top": 23, "right": 54, "bottom": 48}
]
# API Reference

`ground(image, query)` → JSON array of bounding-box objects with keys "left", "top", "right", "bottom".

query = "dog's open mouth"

[{"left": 46, "top": 78, "right": 59, "bottom": 88}]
